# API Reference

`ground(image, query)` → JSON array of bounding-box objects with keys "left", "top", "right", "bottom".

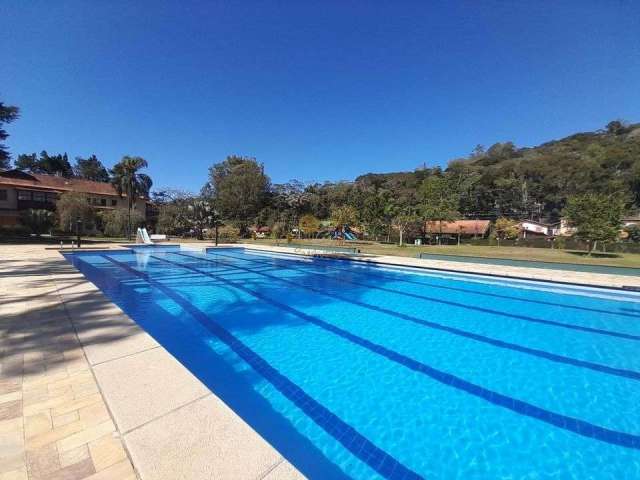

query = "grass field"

[{"left": 244, "top": 238, "right": 640, "bottom": 268}]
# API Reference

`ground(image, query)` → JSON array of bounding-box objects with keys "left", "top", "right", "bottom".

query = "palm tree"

[{"left": 110, "top": 156, "right": 152, "bottom": 239}]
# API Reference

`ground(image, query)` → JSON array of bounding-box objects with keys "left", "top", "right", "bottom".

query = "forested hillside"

[{"left": 355, "top": 120, "right": 640, "bottom": 222}]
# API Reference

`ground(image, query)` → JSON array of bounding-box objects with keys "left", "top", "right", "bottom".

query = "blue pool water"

[{"left": 64, "top": 246, "right": 640, "bottom": 479}]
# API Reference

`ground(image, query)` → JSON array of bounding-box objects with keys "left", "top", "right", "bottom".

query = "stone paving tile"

[
  {"left": 88, "top": 434, "right": 126, "bottom": 471},
  {"left": 1, "top": 246, "right": 137, "bottom": 480},
  {"left": 58, "top": 444, "right": 90, "bottom": 468},
  {"left": 0, "top": 401, "right": 22, "bottom": 422}
]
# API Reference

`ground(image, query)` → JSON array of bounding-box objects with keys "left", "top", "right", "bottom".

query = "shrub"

[
  {"left": 212, "top": 225, "right": 239, "bottom": 243},
  {"left": 20, "top": 209, "right": 55, "bottom": 235},
  {"left": 0, "top": 224, "right": 32, "bottom": 237},
  {"left": 102, "top": 209, "right": 145, "bottom": 237},
  {"left": 554, "top": 236, "right": 567, "bottom": 249},
  {"left": 493, "top": 217, "right": 520, "bottom": 243}
]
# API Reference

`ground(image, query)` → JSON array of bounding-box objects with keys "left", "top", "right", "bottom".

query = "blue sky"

[{"left": 3, "top": 1, "right": 640, "bottom": 192}]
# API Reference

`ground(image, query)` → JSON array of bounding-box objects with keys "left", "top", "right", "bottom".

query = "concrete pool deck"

[
  {"left": 2, "top": 242, "right": 639, "bottom": 480},
  {"left": 0, "top": 244, "right": 302, "bottom": 480}
]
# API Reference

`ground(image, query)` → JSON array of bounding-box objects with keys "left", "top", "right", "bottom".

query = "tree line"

[
  {"left": 157, "top": 119, "right": 640, "bottom": 250},
  {"left": 3, "top": 97, "right": 639, "bottom": 248}
]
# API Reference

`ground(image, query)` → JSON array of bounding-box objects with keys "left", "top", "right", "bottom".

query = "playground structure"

[{"left": 331, "top": 224, "right": 358, "bottom": 241}]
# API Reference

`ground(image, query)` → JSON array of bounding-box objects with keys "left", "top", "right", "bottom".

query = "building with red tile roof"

[{"left": 0, "top": 169, "right": 148, "bottom": 226}]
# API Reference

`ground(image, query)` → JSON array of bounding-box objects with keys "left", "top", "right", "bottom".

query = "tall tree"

[
  {"left": 110, "top": 156, "right": 152, "bottom": 238},
  {"left": 74, "top": 155, "right": 110, "bottom": 182},
  {"left": 56, "top": 192, "right": 96, "bottom": 233},
  {"left": 298, "top": 214, "right": 320, "bottom": 238},
  {"left": 0, "top": 101, "right": 19, "bottom": 169},
  {"left": 563, "top": 193, "right": 625, "bottom": 254},
  {"left": 14, "top": 153, "right": 38, "bottom": 171},
  {"left": 419, "top": 175, "right": 459, "bottom": 243},
  {"left": 15, "top": 151, "right": 73, "bottom": 177},
  {"left": 207, "top": 156, "right": 270, "bottom": 235}
]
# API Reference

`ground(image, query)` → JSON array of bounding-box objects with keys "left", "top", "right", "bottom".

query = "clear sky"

[{"left": 3, "top": 1, "right": 640, "bottom": 192}]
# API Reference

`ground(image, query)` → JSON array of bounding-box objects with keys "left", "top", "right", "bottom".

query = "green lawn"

[{"left": 244, "top": 238, "right": 640, "bottom": 268}]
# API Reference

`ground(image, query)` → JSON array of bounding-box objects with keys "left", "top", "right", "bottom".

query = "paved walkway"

[{"left": 1, "top": 245, "right": 301, "bottom": 480}]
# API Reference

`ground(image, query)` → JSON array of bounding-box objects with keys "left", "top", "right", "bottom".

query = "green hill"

[{"left": 355, "top": 120, "right": 640, "bottom": 221}]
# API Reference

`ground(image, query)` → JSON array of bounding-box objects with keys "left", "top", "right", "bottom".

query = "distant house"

[
  {"left": 519, "top": 219, "right": 578, "bottom": 237},
  {"left": 0, "top": 169, "right": 149, "bottom": 226},
  {"left": 425, "top": 220, "right": 490, "bottom": 238},
  {"left": 550, "top": 218, "right": 576, "bottom": 237},
  {"left": 519, "top": 220, "right": 553, "bottom": 237}
]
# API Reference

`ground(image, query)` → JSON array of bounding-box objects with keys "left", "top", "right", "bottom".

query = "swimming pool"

[{"left": 65, "top": 246, "right": 640, "bottom": 479}]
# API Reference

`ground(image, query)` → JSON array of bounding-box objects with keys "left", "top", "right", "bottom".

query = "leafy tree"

[
  {"left": 298, "top": 214, "right": 320, "bottom": 238},
  {"left": 101, "top": 209, "right": 145, "bottom": 237},
  {"left": 493, "top": 217, "right": 520, "bottom": 244},
  {"left": 110, "top": 156, "right": 152, "bottom": 238},
  {"left": 56, "top": 192, "right": 95, "bottom": 233},
  {"left": 419, "top": 175, "right": 458, "bottom": 243},
  {"left": 155, "top": 189, "right": 193, "bottom": 236},
  {"left": 15, "top": 151, "right": 73, "bottom": 176},
  {"left": 208, "top": 156, "right": 270, "bottom": 234},
  {"left": 392, "top": 212, "right": 421, "bottom": 246},
  {"left": 606, "top": 120, "right": 630, "bottom": 135},
  {"left": 74, "top": 155, "right": 110, "bottom": 182},
  {"left": 563, "top": 193, "right": 625, "bottom": 253},
  {"left": 330, "top": 205, "right": 358, "bottom": 227},
  {"left": 0, "top": 101, "right": 19, "bottom": 169},
  {"left": 187, "top": 199, "right": 218, "bottom": 240},
  {"left": 14, "top": 153, "right": 38, "bottom": 171},
  {"left": 20, "top": 209, "right": 55, "bottom": 236}
]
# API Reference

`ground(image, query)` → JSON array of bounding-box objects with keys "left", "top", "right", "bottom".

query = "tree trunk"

[{"left": 399, "top": 228, "right": 404, "bottom": 246}]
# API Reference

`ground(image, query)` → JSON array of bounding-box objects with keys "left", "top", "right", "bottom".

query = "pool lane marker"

[
  {"left": 175, "top": 252, "right": 640, "bottom": 383},
  {"left": 100, "top": 254, "right": 423, "bottom": 480},
  {"left": 151, "top": 253, "right": 640, "bottom": 451},
  {"left": 214, "top": 251, "right": 640, "bottom": 339}
]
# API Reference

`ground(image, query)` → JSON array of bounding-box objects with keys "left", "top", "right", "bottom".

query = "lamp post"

[{"left": 76, "top": 219, "right": 82, "bottom": 249}]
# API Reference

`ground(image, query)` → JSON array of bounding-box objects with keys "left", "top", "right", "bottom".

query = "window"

[
  {"left": 33, "top": 192, "right": 45, "bottom": 202},
  {"left": 0, "top": 190, "right": 7, "bottom": 201},
  {"left": 18, "top": 190, "right": 31, "bottom": 201},
  {"left": 100, "top": 198, "right": 107, "bottom": 206},
  {"left": 46, "top": 193, "right": 57, "bottom": 202},
  {"left": 111, "top": 199, "right": 117, "bottom": 206}
]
